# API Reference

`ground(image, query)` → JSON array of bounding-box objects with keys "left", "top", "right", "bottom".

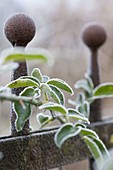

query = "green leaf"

[
  {"left": 4, "top": 53, "right": 48, "bottom": 62},
  {"left": 20, "top": 76, "right": 40, "bottom": 85},
  {"left": 91, "top": 137, "right": 110, "bottom": 159},
  {"left": 2, "top": 47, "right": 48, "bottom": 63},
  {"left": 83, "top": 136, "right": 103, "bottom": 168},
  {"left": 80, "top": 128, "right": 99, "bottom": 139},
  {"left": 85, "top": 73, "right": 94, "bottom": 90},
  {"left": 67, "top": 108, "right": 90, "bottom": 124},
  {"left": 20, "top": 87, "right": 35, "bottom": 96},
  {"left": 83, "top": 101, "right": 90, "bottom": 118},
  {"left": 36, "top": 113, "right": 50, "bottom": 125},
  {"left": 74, "top": 79, "right": 92, "bottom": 95},
  {"left": 7, "top": 78, "right": 39, "bottom": 88},
  {"left": 76, "top": 92, "right": 85, "bottom": 105},
  {"left": 93, "top": 83, "right": 113, "bottom": 99},
  {"left": 15, "top": 102, "right": 31, "bottom": 131},
  {"left": 75, "top": 123, "right": 86, "bottom": 129},
  {"left": 31, "top": 68, "right": 43, "bottom": 83},
  {"left": 67, "top": 108, "right": 84, "bottom": 117},
  {"left": 14, "top": 87, "right": 35, "bottom": 131},
  {"left": 76, "top": 101, "right": 90, "bottom": 118},
  {"left": 39, "top": 102, "right": 67, "bottom": 114},
  {"left": 41, "top": 83, "right": 60, "bottom": 104},
  {"left": 49, "top": 85, "right": 65, "bottom": 105},
  {"left": 54, "top": 123, "right": 81, "bottom": 148},
  {"left": 47, "top": 78, "right": 73, "bottom": 95}
]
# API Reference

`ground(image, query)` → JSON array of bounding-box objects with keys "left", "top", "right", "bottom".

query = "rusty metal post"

[
  {"left": 4, "top": 13, "right": 36, "bottom": 136},
  {"left": 82, "top": 23, "right": 107, "bottom": 170}
]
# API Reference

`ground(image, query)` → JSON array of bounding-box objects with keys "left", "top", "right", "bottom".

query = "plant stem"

[
  {"left": 57, "top": 116, "right": 66, "bottom": 124},
  {"left": 0, "top": 93, "right": 42, "bottom": 106},
  {"left": 50, "top": 110, "right": 55, "bottom": 118},
  {"left": 40, "top": 117, "right": 55, "bottom": 129}
]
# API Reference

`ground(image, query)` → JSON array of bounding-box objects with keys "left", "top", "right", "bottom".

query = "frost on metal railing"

[{"left": 0, "top": 13, "right": 112, "bottom": 170}]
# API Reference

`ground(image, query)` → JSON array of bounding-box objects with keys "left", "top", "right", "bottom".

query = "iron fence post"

[
  {"left": 4, "top": 13, "right": 36, "bottom": 136},
  {"left": 82, "top": 23, "right": 107, "bottom": 170}
]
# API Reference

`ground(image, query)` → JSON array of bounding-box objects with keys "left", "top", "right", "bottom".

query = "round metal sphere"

[
  {"left": 4, "top": 13, "right": 36, "bottom": 46},
  {"left": 82, "top": 23, "right": 107, "bottom": 48}
]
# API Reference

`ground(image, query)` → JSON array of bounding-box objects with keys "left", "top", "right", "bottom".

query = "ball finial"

[
  {"left": 82, "top": 23, "right": 107, "bottom": 48},
  {"left": 4, "top": 13, "right": 36, "bottom": 46}
]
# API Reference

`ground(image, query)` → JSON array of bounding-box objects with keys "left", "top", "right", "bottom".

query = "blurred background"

[{"left": 0, "top": 0, "right": 113, "bottom": 169}]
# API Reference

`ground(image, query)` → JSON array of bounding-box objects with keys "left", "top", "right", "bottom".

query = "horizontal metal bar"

[{"left": 0, "top": 118, "right": 113, "bottom": 170}]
